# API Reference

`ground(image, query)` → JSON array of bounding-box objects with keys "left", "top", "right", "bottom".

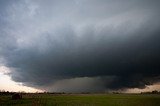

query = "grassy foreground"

[{"left": 0, "top": 94, "right": 160, "bottom": 106}]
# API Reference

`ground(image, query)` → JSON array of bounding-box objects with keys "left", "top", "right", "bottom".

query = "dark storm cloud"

[{"left": 0, "top": 0, "right": 160, "bottom": 92}]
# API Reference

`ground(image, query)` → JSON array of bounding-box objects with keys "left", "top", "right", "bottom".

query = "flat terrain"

[{"left": 0, "top": 94, "right": 160, "bottom": 106}]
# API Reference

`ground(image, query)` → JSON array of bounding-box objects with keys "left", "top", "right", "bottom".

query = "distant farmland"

[{"left": 0, "top": 93, "right": 160, "bottom": 106}]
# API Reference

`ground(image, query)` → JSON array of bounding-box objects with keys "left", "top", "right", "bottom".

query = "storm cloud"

[{"left": 0, "top": 0, "right": 160, "bottom": 92}]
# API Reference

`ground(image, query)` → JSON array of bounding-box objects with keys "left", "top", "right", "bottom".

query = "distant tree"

[{"left": 152, "top": 90, "right": 158, "bottom": 94}]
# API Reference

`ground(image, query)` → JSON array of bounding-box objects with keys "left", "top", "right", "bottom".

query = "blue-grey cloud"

[{"left": 0, "top": 0, "right": 160, "bottom": 92}]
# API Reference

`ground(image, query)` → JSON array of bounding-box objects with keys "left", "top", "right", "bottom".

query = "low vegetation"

[{"left": 0, "top": 92, "right": 160, "bottom": 106}]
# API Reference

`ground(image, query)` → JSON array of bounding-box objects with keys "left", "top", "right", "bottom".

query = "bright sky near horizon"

[{"left": 0, "top": 66, "right": 42, "bottom": 92}]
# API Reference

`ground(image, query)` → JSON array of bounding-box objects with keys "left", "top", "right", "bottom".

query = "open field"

[{"left": 0, "top": 94, "right": 160, "bottom": 106}]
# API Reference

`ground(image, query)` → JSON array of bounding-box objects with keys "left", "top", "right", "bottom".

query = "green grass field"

[{"left": 0, "top": 94, "right": 160, "bottom": 106}]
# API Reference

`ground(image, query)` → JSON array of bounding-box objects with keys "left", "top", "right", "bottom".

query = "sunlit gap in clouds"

[
  {"left": 125, "top": 83, "right": 160, "bottom": 93},
  {"left": 0, "top": 66, "right": 43, "bottom": 92}
]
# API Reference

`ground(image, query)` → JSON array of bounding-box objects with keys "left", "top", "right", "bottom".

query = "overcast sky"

[{"left": 0, "top": 0, "right": 160, "bottom": 93}]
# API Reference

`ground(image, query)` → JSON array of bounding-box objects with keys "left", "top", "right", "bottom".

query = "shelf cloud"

[{"left": 0, "top": 0, "right": 160, "bottom": 92}]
